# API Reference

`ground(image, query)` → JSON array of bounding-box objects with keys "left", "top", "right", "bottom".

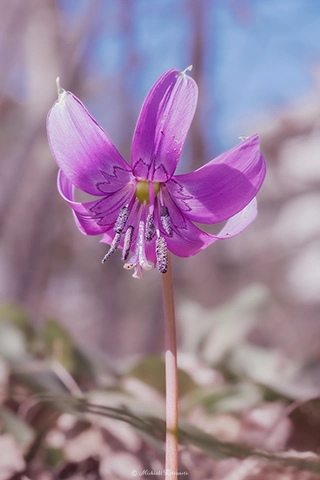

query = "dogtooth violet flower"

[{"left": 47, "top": 67, "right": 266, "bottom": 278}]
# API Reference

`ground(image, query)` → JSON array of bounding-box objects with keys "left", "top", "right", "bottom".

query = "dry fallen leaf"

[
  {"left": 63, "top": 428, "right": 108, "bottom": 463},
  {"left": 0, "top": 434, "right": 25, "bottom": 480},
  {"left": 216, "top": 451, "right": 320, "bottom": 480}
]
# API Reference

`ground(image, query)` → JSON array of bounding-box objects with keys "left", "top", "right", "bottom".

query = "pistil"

[{"left": 123, "top": 219, "right": 152, "bottom": 278}]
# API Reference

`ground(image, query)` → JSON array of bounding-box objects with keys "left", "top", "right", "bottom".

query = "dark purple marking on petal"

[
  {"left": 96, "top": 166, "right": 133, "bottom": 194},
  {"left": 87, "top": 184, "right": 135, "bottom": 227},
  {"left": 58, "top": 170, "right": 135, "bottom": 235},
  {"left": 154, "top": 163, "right": 170, "bottom": 182},
  {"left": 132, "top": 158, "right": 152, "bottom": 180},
  {"left": 163, "top": 179, "right": 193, "bottom": 213},
  {"left": 132, "top": 157, "right": 171, "bottom": 184}
]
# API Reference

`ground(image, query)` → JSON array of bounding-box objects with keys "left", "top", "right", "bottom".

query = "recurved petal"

[
  {"left": 214, "top": 197, "right": 258, "bottom": 239},
  {"left": 167, "top": 134, "right": 266, "bottom": 224},
  {"left": 158, "top": 190, "right": 258, "bottom": 257},
  {"left": 58, "top": 170, "right": 135, "bottom": 235},
  {"left": 47, "top": 86, "right": 133, "bottom": 196},
  {"left": 156, "top": 187, "right": 214, "bottom": 257},
  {"left": 158, "top": 209, "right": 216, "bottom": 258},
  {"left": 131, "top": 68, "right": 198, "bottom": 182}
]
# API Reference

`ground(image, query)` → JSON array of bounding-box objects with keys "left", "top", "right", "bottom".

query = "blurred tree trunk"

[{"left": 188, "top": 0, "right": 207, "bottom": 170}]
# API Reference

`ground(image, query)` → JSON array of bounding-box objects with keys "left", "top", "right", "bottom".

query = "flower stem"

[{"left": 161, "top": 252, "right": 178, "bottom": 479}]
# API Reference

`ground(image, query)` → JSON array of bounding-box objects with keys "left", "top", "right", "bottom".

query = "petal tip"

[
  {"left": 180, "top": 65, "right": 193, "bottom": 78},
  {"left": 56, "top": 77, "right": 66, "bottom": 102}
]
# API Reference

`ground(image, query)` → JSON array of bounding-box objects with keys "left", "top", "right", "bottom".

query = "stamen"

[
  {"left": 160, "top": 205, "right": 173, "bottom": 236},
  {"left": 156, "top": 236, "right": 168, "bottom": 274},
  {"left": 114, "top": 206, "right": 129, "bottom": 233},
  {"left": 145, "top": 213, "right": 155, "bottom": 241},
  {"left": 101, "top": 232, "right": 121, "bottom": 263},
  {"left": 101, "top": 205, "right": 130, "bottom": 264},
  {"left": 121, "top": 226, "right": 134, "bottom": 261}
]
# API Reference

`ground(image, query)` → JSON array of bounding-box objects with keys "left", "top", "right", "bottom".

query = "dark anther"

[
  {"left": 102, "top": 232, "right": 121, "bottom": 263},
  {"left": 156, "top": 236, "right": 168, "bottom": 274},
  {"left": 160, "top": 205, "right": 173, "bottom": 236},
  {"left": 121, "top": 226, "right": 134, "bottom": 261},
  {"left": 114, "top": 206, "right": 129, "bottom": 233},
  {"left": 145, "top": 213, "right": 155, "bottom": 241}
]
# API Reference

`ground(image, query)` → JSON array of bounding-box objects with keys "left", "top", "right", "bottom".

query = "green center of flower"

[{"left": 135, "top": 180, "right": 160, "bottom": 204}]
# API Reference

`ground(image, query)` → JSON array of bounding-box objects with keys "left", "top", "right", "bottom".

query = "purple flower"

[{"left": 47, "top": 67, "right": 266, "bottom": 278}]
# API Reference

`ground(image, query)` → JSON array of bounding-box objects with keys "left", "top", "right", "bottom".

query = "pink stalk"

[{"left": 162, "top": 252, "right": 178, "bottom": 479}]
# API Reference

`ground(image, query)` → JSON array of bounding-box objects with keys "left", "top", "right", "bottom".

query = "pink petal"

[
  {"left": 47, "top": 88, "right": 133, "bottom": 196},
  {"left": 167, "top": 134, "right": 266, "bottom": 224},
  {"left": 131, "top": 68, "right": 198, "bottom": 182},
  {"left": 58, "top": 170, "right": 135, "bottom": 235},
  {"left": 159, "top": 190, "right": 258, "bottom": 258},
  {"left": 214, "top": 197, "right": 258, "bottom": 239}
]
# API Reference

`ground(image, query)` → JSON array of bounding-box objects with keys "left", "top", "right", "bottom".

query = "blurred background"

[
  {"left": 1, "top": 0, "right": 319, "bottom": 356},
  {"left": 1, "top": 0, "right": 320, "bottom": 478}
]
